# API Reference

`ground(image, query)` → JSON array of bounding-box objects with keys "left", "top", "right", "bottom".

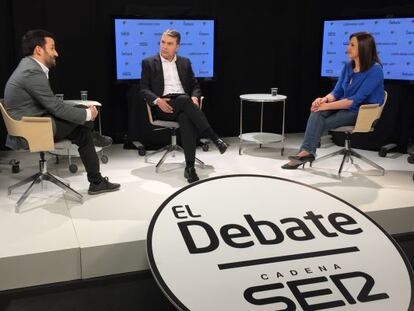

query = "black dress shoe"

[
  {"left": 281, "top": 155, "right": 315, "bottom": 170},
  {"left": 288, "top": 154, "right": 314, "bottom": 161},
  {"left": 184, "top": 167, "right": 199, "bottom": 183},
  {"left": 88, "top": 176, "right": 120, "bottom": 195},
  {"left": 281, "top": 162, "right": 305, "bottom": 169},
  {"left": 288, "top": 155, "right": 301, "bottom": 160},
  {"left": 92, "top": 131, "right": 113, "bottom": 148},
  {"left": 213, "top": 138, "right": 229, "bottom": 154}
]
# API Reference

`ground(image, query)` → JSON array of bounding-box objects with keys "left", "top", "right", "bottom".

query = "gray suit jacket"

[{"left": 3, "top": 57, "right": 87, "bottom": 149}]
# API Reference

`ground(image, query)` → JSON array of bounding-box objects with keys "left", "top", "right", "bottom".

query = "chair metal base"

[
  {"left": 145, "top": 144, "right": 205, "bottom": 173},
  {"left": 8, "top": 170, "right": 83, "bottom": 213},
  {"left": 312, "top": 143, "right": 385, "bottom": 176}
]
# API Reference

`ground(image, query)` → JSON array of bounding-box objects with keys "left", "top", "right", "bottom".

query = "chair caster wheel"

[
  {"left": 138, "top": 146, "right": 146, "bottom": 156},
  {"left": 101, "top": 155, "right": 109, "bottom": 164},
  {"left": 202, "top": 144, "right": 209, "bottom": 152},
  {"left": 12, "top": 161, "right": 20, "bottom": 174},
  {"left": 379, "top": 143, "right": 397, "bottom": 158},
  {"left": 378, "top": 148, "right": 387, "bottom": 157},
  {"left": 69, "top": 163, "right": 78, "bottom": 173}
]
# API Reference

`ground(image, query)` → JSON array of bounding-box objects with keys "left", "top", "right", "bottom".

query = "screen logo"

[
  {"left": 147, "top": 175, "right": 413, "bottom": 310},
  {"left": 321, "top": 17, "right": 414, "bottom": 80},
  {"left": 114, "top": 19, "right": 214, "bottom": 79}
]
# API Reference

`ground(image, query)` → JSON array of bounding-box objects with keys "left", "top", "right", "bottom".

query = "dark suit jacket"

[{"left": 140, "top": 54, "right": 201, "bottom": 105}]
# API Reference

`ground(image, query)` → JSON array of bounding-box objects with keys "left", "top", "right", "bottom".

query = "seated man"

[
  {"left": 4, "top": 29, "right": 120, "bottom": 194},
  {"left": 140, "top": 29, "right": 228, "bottom": 183}
]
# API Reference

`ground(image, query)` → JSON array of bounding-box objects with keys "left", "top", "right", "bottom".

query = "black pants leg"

[
  {"left": 176, "top": 113, "right": 197, "bottom": 162},
  {"left": 53, "top": 118, "right": 101, "bottom": 183},
  {"left": 155, "top": 95, "right": 211, "bottom": 163},
  {"left": 171, "top": 95, "right": 211, "bottom": 134}
]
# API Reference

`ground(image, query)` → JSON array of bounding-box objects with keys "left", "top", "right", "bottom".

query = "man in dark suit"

[
  {"left": 4, "top": 29, "right": 120, "bottom": 194},
  {"left": 140, "top": 29, "right": 228, "bottom": 183}
]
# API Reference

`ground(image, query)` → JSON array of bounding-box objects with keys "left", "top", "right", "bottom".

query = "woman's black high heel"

[{"left": 281, "top": 155, "right": 315, "bottom": 170}]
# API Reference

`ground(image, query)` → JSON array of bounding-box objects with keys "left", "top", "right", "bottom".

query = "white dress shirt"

[
  {"left": 31, "top": 57, "right": 50, "bottom": 79},
  {"left": 160, "top": 53, "right": 185, "bottom": 96}
]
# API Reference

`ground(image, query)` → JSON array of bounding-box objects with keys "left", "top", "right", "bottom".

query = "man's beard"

[
  {"left": 46, "top": 57, "right": 56, "bottom": 68},
  {"left": 47, "top": 61, "right": 56, "bottom": 69}
]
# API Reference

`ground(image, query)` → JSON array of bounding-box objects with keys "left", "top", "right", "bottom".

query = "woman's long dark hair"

[{"left": 350, "top": 32, "right": 381, "bottom": 72}]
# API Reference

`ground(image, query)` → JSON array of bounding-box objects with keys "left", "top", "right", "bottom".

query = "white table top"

[
  {"left": 63, "top": 100, "right": 102, "bottom": 107},
  {"left": 240, "top": 93, "right": 287, "bottom": 101}
]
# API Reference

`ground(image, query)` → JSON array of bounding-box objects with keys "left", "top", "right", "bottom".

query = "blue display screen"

[
  {"left": 321, "top": 17, "right": 414, "bottom": 81},
  {"left": 114, "top": 18, "right": 215, "bottom": 80}
]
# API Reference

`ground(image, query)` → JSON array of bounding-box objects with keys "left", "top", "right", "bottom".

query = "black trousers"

[
  {"left": 155, "top": 95, "right": 211, "bottom": 163},
  {"left": 53, "top": 117, "right": 101, "bottom": 183}
]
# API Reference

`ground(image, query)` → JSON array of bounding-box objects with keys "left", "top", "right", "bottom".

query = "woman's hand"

[
  {"left": 312, "top": 102, "right": 328, "bottom": 112},
  {"left": 310, "top": 97, "right": 328, "bottom": 111}
]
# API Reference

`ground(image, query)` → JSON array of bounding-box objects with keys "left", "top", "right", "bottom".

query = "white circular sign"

[{"left": 147, "top": 175, "right": 414, "bottom": 310}]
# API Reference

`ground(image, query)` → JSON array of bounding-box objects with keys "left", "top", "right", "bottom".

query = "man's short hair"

[
  {"left": 21, "top": 29, "right": 55, "bottom": 57},
  {"left": 163, "top": 29, "right": 181, "bottom": 45}
]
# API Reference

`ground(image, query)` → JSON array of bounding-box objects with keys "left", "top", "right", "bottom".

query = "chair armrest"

[
  {"left": 358, "top": 104, "right": 379, "bottom": 110},
  {"left": 199, "top": 96, "right": 205, "bottom": 110},
  {"left": 353, "top": 104, "right": 381, "bottom": 133},
  {"left": 146, "top": 103, "right": 154, "bottom": 124},
  {"left": 21, "top": 116, "right": 52, "bottom": 122},
  {"left": 19, "top": 116, "right": 54, "bottom": 152}
]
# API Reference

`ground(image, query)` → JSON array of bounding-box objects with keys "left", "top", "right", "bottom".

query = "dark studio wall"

[{"left": 1, "top": 0, "right": 414, "bottom": 151}]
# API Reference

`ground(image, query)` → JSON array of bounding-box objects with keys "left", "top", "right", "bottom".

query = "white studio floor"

[{"left": 0, "top": 133, "right": 413, "bottom": 291}]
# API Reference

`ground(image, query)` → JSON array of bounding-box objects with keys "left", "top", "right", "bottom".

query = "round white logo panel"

[{"left": 147, "top": 175, "right": 413, "bottom": 310}]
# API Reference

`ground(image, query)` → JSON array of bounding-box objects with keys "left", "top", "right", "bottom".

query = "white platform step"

[{"left": 0, "top": 134, "right": 413, "bottom": 290}]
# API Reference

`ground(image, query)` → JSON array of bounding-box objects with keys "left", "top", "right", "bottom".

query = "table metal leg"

[
  {"left": 239, "top": 99, "right": 243, "bottom": 155},
  {"left": 259, "top": 101, "right": 264, "bottom": 149},
  {"left": 98, "top": 107, "right": 102, "bottom": 134},
  {"left": 260, "top": 101, "right": 264, "bottom": 133},
  {"left": 98, "top": 107, "right": 105, "bottom": 159},
  {"left": 281, "top": 99, "right": 286, "bottom": 155}
]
